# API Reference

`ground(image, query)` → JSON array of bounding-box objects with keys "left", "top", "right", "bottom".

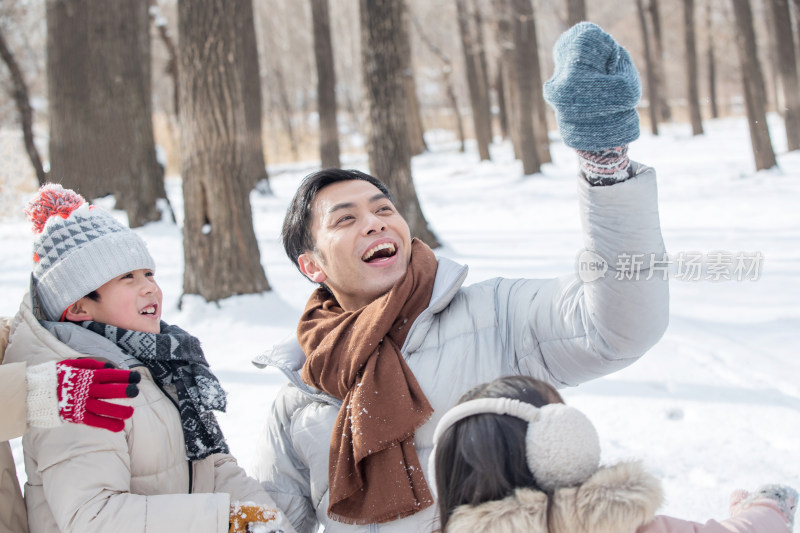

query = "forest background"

[{"left": 1, "top": 0, "right": 800, "bottom": 526}]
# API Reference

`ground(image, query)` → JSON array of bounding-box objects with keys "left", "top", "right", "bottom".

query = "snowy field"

[{"left": 2, "top": 115, "right": 799, "bottom": 526}]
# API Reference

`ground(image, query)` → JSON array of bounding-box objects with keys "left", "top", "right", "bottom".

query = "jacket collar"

[
  {"left": 448, "top": 461, "right": 662, "bottom": 533},
  {"left": 251, "top": 256, "right": 469, "bottom": 401}
]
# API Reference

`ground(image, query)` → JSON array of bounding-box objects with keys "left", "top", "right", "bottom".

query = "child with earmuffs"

[{"left": 431, "top": 375, "right": 796, "bottom": 533}]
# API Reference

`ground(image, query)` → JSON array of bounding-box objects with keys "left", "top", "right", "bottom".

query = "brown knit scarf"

[{"left": 298, "top": 238, "right": 437, "bottom": 525}]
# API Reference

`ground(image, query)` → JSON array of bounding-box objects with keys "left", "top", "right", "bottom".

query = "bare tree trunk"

[
  {"left": 48, "top": 0, "right": 165, "bottom": 227},
  {"left": 400, "top": 2, "right": 428, "bottom": 156},
  {"left": 496, "top": 2, "right": 521, "bottom": 158},
  {"left": 235, "top": 0, "right": 270, "bottom": 190},
  {"left": 311, "top": 0, "right": 341, "bottom": 168},
  {"left": 792, "top": 0, "right": 800, "bottom": 69},
  {"left": 525, "top": 0, "right": 552, "bottom": 164},
  {"left": 648, "top": 0, "right": 672, "bottom": 122},
  {"left": 706, "top": 0, "right": 719, "bottom": 118},
  {"left": 566, "top": 0, "right": 587, "bottom": 27},
  {"left": 731, "top": 0, "right": 777, "bottom": 170},
  {"left": 764, "top": 0, "right": 783, "bottom": 114},
  {"left": 47, "top": 0, "right": 92, "bottom": 194},
  {"left": 178, "top": 0, "right": 270, "bottom": 301},
  {"left": 360, "top": 0, "right": 439, "bottom": 247},
  {"left": 636, "top": 0, "right": 659, "bottom": 135},
  {"left": 770, "top": 0, "right": 800, "bottom": 151},
  {"left": 273, "top": 65, "right": 299, "bottom": 160},
  {"left": 496, "top": 0, "right": 540, "bottom": 175},
  {"left": 496, "top": 62, "right": 509, "bottom": 139},
  {"left": 87, "top": 0, "right": 165, "bottom": 226},
  {"left": 149, "top": 0, "right": 179, "bottom": 117},
  {"left": 683, "top": 0, "right": 704, "bottom": 135},
  {"left": 471, "top": 0, "right": 494, "bottom": 142},
  {"left": 456, "top": 0, "right": 492, "bottom": 160},
  {"left": 0, "top": 27, "right": 47, "bottom": 185},
  {"left": 410, "top": 14, "right": 466, "bottom": 152}
]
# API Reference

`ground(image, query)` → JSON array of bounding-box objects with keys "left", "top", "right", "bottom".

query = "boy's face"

[
  {"left": 67, "top": 269, "right": 163, "bottom": 333},
  {"left": 297, "top": 179, "right": 412, "bottom": 310}
]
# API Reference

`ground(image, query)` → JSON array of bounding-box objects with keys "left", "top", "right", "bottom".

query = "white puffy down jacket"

[{"left": 4, "top": 295, "right": 294, "bottom": 533}]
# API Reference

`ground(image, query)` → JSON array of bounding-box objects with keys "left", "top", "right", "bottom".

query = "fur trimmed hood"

[{"left": 447, "top": 461, "right": 663, "bottom": 533}]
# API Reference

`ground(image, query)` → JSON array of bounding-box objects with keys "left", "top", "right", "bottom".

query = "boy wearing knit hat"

[{"left": 3, "top": 185, "right": 294, "bottom": 533}]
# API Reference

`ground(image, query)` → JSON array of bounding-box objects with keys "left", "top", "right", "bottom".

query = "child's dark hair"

[{"left": 434, "top": 376, "right": 564, "bottom": 532}]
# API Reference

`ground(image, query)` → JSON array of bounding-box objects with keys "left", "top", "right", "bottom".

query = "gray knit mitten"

[
  {"left": 543, "top": 22, "right": 641, "bottom": 152},
  {"left": 730, "top": 484, "right": 798, "bottom": 530}
]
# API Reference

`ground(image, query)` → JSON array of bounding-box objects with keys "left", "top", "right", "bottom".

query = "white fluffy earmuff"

[{"left": 429, "top": 398, "right": 601, "bottom": 495}]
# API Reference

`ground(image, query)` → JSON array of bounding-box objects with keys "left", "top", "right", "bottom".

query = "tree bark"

[
  {"left": 310, "top": 0, "right": 341, "bottom": 169},
  {"left": 705, "top": 0, "right": 719, "bottom": 119},
  {"left": 636, "top": 0, "right": 660, "bottom": 135},
  {"left": 525, "top": 0, "right": 552, "bottom": 164},
  {"left": 471, "top": 0, "right": 494, "bottom": 142},
  {"left": 0, "top": 27, "right": 47, "bottom": 185},
  {"left": 177, "top": 0, "right": 271, "bottom": 301},
  {"left": 770, "top": 0, "right": 800, "bottom": 151},
  {"left": 648, "top": 0, "right": 672, "bottom": 122},
  {"left": 409, "top": 13, "right": 466, "bottom": 152},
  {"left": 504, "top": 0, "right": 541, "bottom": 175},
  {"left": 272, "top": 64, "right": 299, "bottom": 160},
  {"left": 400, "top": 1, "right": 428, "bottom": 156},
  {"left": 495, "top": 0, "right": 521, "bottom": 159},
  {"left": 148, "top": 0, "right": 179, "bottom": 117},
  {"left": 455, "top": 0, "right": 492, "bottom": 160},
  {"left": 47, "top": 0, "right": 165, "bottom": 228},
  {"left": 683, "top": 0, "right": 704, "bottom": 135},
  {"left": 360, "top": 0, "right": 439, "bottom": 247},
  {"left": 566, "top": 0, "right": 587, "bottom": 27},
  {"left": 235, "top": 0, "right": 270, "bottom": 190},
  {"left": 731, "top": 0, "right": 777, "bottom": 170},
  {"left": 496, "top": 62, "right": 509, "bottom": 140}
]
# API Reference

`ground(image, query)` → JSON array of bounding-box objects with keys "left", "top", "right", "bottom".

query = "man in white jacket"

[{"left": 253, "top": 22, "right": 669, "bottom": 533}]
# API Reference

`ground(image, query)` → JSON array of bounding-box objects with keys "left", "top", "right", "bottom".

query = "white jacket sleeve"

[
  {"left": 500, "top": 166, "right": 669, "bottom": 386},
  {"left": 25, "top": 422, "right": 230, "bottom": 533},
  {"left": 0, "top": 362, "right": 28, "bottom": 442},
  {"left": 253, "top": 383, "right": 319, "bottom": 533}
]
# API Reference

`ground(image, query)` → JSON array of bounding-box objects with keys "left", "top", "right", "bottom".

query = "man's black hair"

[{"left": 281, "top": 168, "right": 394, "bottom": 271}]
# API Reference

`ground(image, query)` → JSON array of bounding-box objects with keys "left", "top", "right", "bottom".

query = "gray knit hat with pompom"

[{"left": 25, "top": 184, "right": 155, "bottom": 322}]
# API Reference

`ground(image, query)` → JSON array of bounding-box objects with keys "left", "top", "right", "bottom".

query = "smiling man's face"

[{"left": 298, "top": 179, "right": 412, "bottom": 310}]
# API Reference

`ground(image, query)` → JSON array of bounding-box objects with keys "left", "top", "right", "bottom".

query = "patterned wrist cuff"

[{"left": 577, "top": 145, "right": 634, "bottom": 186}]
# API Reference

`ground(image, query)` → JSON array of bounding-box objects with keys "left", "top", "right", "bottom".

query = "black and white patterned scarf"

[{"left": 82, "top": 320, "right": 229, "bottom": 460}]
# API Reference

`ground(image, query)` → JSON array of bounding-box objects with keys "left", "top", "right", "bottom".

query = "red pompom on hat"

[
  {"left": 25, "top": 183, "right": 155, "bottom": 322},
  {"left": 25, "top": 184, "right": 86, "bottom": 234}
]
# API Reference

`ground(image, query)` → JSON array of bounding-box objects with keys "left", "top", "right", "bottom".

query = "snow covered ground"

[{"left": 2, "top": 115, "right": 799, "bottom": 526}]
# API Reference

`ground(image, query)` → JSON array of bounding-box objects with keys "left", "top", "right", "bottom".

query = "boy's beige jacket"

[
  {"left": 1, "top": 316, "right": 28, "bottom": 533},
  {"left": 4, "top": 295, "right": 293, "bottom": 533}
]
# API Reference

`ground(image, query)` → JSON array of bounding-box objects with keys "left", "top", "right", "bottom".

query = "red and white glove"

[{"left": 27, "top": 358, "right": 140, "bottom": 432}]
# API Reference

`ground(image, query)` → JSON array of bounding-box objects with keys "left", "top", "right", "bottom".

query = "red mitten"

[{"left": 56, "top": 358, "right": 140, "bottom": 432}]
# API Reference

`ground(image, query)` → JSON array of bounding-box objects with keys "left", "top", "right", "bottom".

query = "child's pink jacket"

[{"left": 642, "top": 502, "right": 788, "bottom": 533}]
